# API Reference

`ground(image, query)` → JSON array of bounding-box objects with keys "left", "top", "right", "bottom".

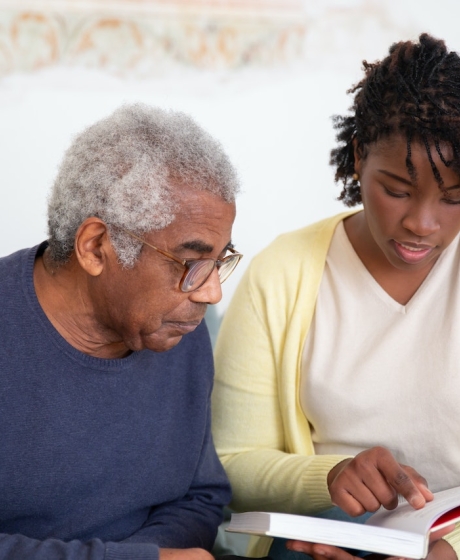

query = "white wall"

[{"left": 1, "top": 0, "right": 460, "bottom": 315}]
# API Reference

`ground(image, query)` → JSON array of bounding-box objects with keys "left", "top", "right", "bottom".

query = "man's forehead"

[{"left": 157, "top": 193, "right": 235, "bottom": 252}]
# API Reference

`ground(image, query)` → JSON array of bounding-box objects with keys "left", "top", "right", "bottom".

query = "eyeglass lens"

[
  {"left": 181, "top": 255, "right": 240, "bottom": 292},
  {"left": 217, "top": 256, "right": 240, "bottom": 282},
  {"left": 181, "top": 260, "right": 215, "bottom": 292}
]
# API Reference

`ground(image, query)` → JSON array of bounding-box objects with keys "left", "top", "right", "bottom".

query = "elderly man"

[{"left": 0, "top": 103, "right": 242, "bottom": 560}]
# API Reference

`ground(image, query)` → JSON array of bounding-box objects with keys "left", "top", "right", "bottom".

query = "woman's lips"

[{"left": 392, "top": 240, "right": 435, "bottom": 264}]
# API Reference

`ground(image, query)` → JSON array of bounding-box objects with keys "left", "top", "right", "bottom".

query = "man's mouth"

[{"left": 164, "top": 320, "right": 202, "bottom": 334}]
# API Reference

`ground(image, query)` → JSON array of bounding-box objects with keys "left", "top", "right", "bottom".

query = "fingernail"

[
  {"left": 421, "top": 484, "right": 434, "bottom": 496},
  {"left": 410, "top": 495, "right": 425, "bottom": 508},
  {"left": 315, "top": 549, "right": 331, "bottom": 558}
]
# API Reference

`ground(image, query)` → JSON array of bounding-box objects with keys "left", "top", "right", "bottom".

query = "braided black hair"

[{"left": 330, "top": 33, "right": 460, "bottom": 206}]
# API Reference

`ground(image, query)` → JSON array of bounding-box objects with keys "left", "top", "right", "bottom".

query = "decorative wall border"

[{"left": 0, "top": 0, "right": 307, "bottom": 76}]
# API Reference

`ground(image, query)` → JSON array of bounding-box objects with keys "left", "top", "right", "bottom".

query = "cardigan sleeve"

[
  {"left": 443, "top": 524, "right": 460, "bottom": 558},
  {"left": 212, "top": 255, "right": 348, "bottom": 516}
]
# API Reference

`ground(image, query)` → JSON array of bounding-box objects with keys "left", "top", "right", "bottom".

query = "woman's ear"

[
  {"left": 353, "top": 137, "right": 363, "bottom": 176},
  {"left": 73, "top": 218, "right": 111, "bottom": 277}
]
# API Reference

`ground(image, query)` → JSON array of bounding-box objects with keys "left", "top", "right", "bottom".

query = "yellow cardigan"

[{"left": 212, "top": 211, "right": 460, "bottom": 557}]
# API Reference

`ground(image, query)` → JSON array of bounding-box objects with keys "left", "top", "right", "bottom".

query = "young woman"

[{"left": 211, "top": 34, "right": 460, "bottom": 560}]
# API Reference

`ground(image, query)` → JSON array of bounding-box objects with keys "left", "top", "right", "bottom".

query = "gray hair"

[{"left": 47, "top": 103, "right": 240, "bottom": 266}]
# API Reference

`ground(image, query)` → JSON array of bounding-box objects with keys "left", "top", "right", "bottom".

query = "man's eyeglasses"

[{"left": 120, "top": 229, "right": 243, "bottom": 293}]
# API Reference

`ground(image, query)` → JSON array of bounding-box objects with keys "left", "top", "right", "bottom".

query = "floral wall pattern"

[{"left": 0, "top": 0, "right": 307, "bottom": 76}]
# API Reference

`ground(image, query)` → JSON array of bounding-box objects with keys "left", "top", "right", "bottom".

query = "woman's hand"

[
  {"left": 327, "top": 447, "right": 433, "bottom": 516},
  {"left": 283, "top": 448, "right": 457, "bottom": 559}
]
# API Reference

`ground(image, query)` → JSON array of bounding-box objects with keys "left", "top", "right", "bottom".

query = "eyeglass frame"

[{"left": 117, "top": 227, "right": 243, "bottom": 293}]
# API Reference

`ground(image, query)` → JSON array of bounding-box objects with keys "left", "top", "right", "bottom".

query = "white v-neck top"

[{"left": 300, "top": 221, "right": 460, "bottom": 491}]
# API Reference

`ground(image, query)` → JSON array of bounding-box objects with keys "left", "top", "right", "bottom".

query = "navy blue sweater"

[{"left": 0, "top": 243, "right": 231, "bottom": 560}]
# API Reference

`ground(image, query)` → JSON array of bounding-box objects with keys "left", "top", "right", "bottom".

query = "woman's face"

[{"left": 355, "top": 135, "right": 460, "bottom": 274}]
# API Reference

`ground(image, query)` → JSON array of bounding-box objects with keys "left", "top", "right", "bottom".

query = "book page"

[
  {"left": 227, "top": 511, "right": 426, "bottom": 558},
  {"left": 227, "top": 487, "right": 460, "bottom": 559},
  {"left": 431, "top": 506, "right": 460, "bottom": 531},
  {"left": 366, "top": 487, "right": 460, "bottom": 535}
]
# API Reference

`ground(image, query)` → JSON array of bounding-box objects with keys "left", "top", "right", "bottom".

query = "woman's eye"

[
  {"left": 443, "top": 197, "right": 460, "bottom": 205},
  {"left": 383, "top": 186, "right": 407, "bottom": 198}
]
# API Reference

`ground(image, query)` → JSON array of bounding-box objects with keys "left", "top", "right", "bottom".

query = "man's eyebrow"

[
  {"left": 175, "top": 240, "right": 234, "bottom": 254},
  {"left": 176, "top": 240, "right": 214, "bottom": 253},
  {"left": 378, "top": 169, "right": 460, "bottom": 190}
]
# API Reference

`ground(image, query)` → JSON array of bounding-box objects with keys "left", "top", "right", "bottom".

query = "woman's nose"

[{"left": 401, "top": 202, "right": 440, "bottom": 237}]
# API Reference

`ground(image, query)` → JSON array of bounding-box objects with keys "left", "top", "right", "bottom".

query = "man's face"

[{"left": 92, "top": 188, "right": 236, "bottom": 353}]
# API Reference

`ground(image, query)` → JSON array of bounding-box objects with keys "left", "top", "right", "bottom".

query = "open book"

[{"left": 226, "top": 486, "right": 460, "bottom": 559}]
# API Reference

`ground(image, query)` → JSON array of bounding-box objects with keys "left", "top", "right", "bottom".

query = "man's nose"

[{"left": 189, "top": 268, "right": 223, "bottom": 305}]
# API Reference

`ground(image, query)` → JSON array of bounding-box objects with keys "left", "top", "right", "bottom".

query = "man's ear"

[{"left": 74, "top": 218, "right": 112, "bottom": 277}]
